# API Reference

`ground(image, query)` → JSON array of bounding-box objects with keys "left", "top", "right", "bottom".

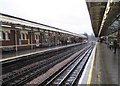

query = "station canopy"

[
  {"left": 86, "top": 0, "right": 120, "bottom": 37},
  {"left": 0, "top": 13, "right": 86, "bottom": 38}
]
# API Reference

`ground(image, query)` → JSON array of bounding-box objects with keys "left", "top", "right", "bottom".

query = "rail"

[
  {"left": 40, "top": 46, "right": 93, "bottom": 86},
  {"left": 1, "top": 43, "right": 90, "bottom": 85}
]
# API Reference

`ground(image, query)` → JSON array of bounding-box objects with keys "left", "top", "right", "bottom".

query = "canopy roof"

[
  {"left": 86, "top": 1, "right": 120, "bottom": 37},
  {"left": 0, "top": 13, "right": 87, "bottom": 38}
]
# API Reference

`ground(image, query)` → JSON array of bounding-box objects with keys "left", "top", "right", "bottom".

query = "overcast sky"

[{"left": 0, "top": 0, "right": 94, "bottom": 35}]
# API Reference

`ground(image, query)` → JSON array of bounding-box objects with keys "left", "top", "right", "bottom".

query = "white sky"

[{"left": 0, "top": 0, "right": 94, "bottom": 35}]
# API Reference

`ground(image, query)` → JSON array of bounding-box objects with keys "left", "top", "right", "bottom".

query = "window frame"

[
  {"left": 0, "top": 31, "right": 10, "bottom": 40},
  {"left": 20, "top": 32, "right": 28, "bottom": 40},
  {"left": 0, "top": 31, "right": 3, "bottom": 40},
  {"left": 5, "top": 31, "right": 10, "bottom": 40},
  {"left": 21, "top": 33, "right": 24, "bottom": 40},
  {"left": 24, "top": 33, "right": 28, "bottom": 40},
  {"left": 35, "top": 34, "right": 39, "bottom": 40}
]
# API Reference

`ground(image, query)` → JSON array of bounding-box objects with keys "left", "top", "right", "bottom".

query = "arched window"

[
  {"left": 26, "top": 33, "right": 28, "bottom": 39},
  {"left": 35, "top": 34, "right": 37, "bottom": 40},
  {"left": 21, "top": 33, "right": 23, "bottom": 40},
  {"left": 24, "top": 33, "right": 27, "bottom": 40},
  {"left": 36, "top": 35, "right": 38, "bottom": 40},
  {"left": 5, "top": 31, "right": 10, "bottom": 40},
  {"left": 20, "top": 31, "right": 28, "bottom": 40},
  {"left": 37, "top": 35, "right": 39, "bottom": 39},
  {"left": 2, "top": 31, "right": 5, "bottom": 40},
  {"left": 8, "top": 32, "right": 10, "bottom": 39},
  {"left": 0, "top": 31, "right": 2, "bottom": 40},
  {"left": 23, "top": 33, "right": 25, "bottom": 40},
  {"left": 21, "top": 33, "right": 24, "bottom": 40},
  {"left": 35, "top": 34, "right": 39, "bottom": 40}
]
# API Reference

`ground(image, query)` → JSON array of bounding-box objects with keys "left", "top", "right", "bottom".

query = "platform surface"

[
  {"left": 1, "top": 43, "right": 89, "bottom": 62},
  {"left": 91, "top": 43, "right": 119, "bottom": 85},
  {"left": 2, "top": 46, "right": 52, "bottom": 59}
]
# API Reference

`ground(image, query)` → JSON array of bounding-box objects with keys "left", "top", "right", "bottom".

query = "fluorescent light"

[
  {"left": 98, "top": 0, "right": 111, "bottom": 37},
  {"left": 110, "top": 0, "right": 113, "bottom": 3}
]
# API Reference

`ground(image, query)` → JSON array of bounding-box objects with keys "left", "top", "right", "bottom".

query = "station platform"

[
  {"left": 1, "top": 43, "right": 87, "bottom": 62},
  {"left": 79, "top": 42, "right": 119, "bottom": 85},
  {"left": 91, "top": 43, "right": 119, "bottom": 85}
]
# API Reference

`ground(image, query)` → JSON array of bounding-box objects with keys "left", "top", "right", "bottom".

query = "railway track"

[
  {"left": 2, "top": 44, "right": 90, "bottom": 86},
  {"left": 40, "top": 46, "right": 93, "bottom": 86}
]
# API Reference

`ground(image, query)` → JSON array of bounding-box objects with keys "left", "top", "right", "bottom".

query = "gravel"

[{"left": 26, "top": 46, "right": 89, "bottom": 85}]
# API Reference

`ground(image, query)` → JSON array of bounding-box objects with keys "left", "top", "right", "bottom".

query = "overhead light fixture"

[
  {"left": 98, "top": 0, "right": 111, "bottom": 37},
  {"left": 110, "top": 0, "right": 113, "bottom": 3}
]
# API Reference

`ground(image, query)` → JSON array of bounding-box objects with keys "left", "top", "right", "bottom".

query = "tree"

[{"left": 83, "top": 33, "right": 88, "bottom": 39}]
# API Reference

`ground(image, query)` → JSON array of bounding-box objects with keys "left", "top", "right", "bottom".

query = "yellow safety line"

[{"left": 87, "top": 44, "right": 97, "bottom": 85}]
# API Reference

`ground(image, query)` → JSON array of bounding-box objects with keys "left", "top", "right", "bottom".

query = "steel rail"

[
  {"left": 2, "top": 44, "right": 89, "bottom": 86},
  {"left": 43, "top": 46, "right": 93, "bottom": 86}
]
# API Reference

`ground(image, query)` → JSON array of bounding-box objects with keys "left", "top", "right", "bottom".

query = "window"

[
  {"left": 21, "top": 33, "right": 24, "bottom": 40},
  {"left": 35, "top": 34, "right": 39, "bottom": 40},
  {"left": 0, "top": 31, "right": 10, "bottom": 40},
  {"left": 5, "top": 31, "right": 10, "bottom": 40},
  {"left": 0, "top": 32, "right": 2, "bottom": 40},
  {"left": 3, "top": 32, "right": 5, "bottom": 40},
  {"left": 24, "top": 33, "right": 27, "bottom": 40},
  {"left": 35, "top": 34, "right": 37, "bottom": 40},
  {"left": 20, "top": 31, "right": 28, "bottom": 40},
  {"left": 21, "top": 33, "right": 23, "bottom": 40},
  {"left": 23, "top": 33, "right": 25, "bottom": 40},
  {"left": 20, "top": 33, "right": 22, "bottom": 39},
  {"left": 21, "top": 33, "right": 28, "bottom": 40},
  {"left": 8, "top": 32, "right": 10, "bottom": 39},
  {"left": 37, "top": 35, "right": 39, "bottom": 39}
]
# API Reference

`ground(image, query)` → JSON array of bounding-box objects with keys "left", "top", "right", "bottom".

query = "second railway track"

[{"left": 40, "top": 45, "right": 93, "bottom": 86}]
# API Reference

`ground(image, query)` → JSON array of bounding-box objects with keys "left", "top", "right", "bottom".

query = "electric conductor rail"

[{"left": 40, "top": 46, "right": 93, "bottom": 86}]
